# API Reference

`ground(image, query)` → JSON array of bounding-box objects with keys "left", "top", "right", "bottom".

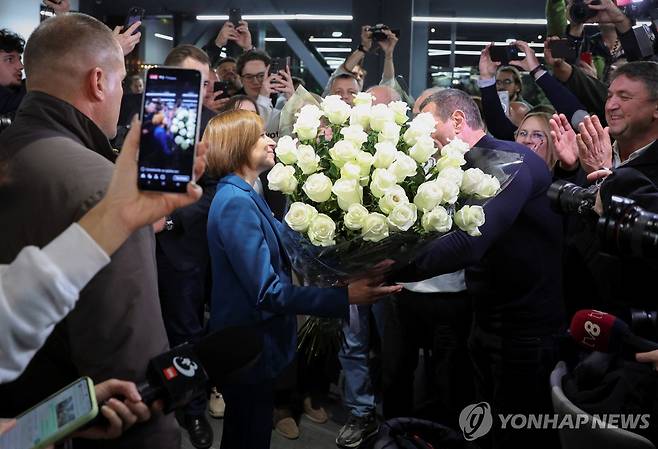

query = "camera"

[
  {"left": 547, "top": 179, "right": 599, "bottom": 216},
  {"left": 369, "top": 24, "right": 390, "bottom": 42},
  {"left": 570, "top": 0, "right": 602, "bottom": 23},
  {"left": 489, "top": 45, "right": 523, "bottom": 64},
  {"left": 597, "top": 195, "right": 658, "bottom": 259}
]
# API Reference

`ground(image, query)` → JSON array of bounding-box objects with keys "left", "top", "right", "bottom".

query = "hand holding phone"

[
  {"left": 228, "top": 8, "right": 242, "bottom": 27},
  {"left": 548, "top": 39, "right": 578, "bottom": 61},
  {"left": 489, "top": 45, "right": 523, "bottom": 65},
  {"left": 268, "top": 57, "right": 290, "bottom": 76},
  {"left": 214, "top": 80, "right": 231, "bottom": 100},
  {"left": 124, "top": 7, "right": 145, "bottom": 35}
]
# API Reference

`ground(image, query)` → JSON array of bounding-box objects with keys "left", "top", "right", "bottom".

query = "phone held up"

[
  {"left": 228, "top": 8, "right": 242, "bottom": 27},
  {"left": 489, "top": 45, "right": 524, "bottom": 64},
  {"left": 548, "top": 39, "right": 578, "bottom": 61},
  {"left": 0, "top": 377, "right": 97, "bottom": 449},
  {"left": 268, "top": 57, "right": 290, "bottom": 76},
  {"left": 214, "top": 80, "right": 232, "bottom": 99},
  {"left": 124, "top": 6, "right": 145, "bottom": 35},
  {"left": 137, "top": 67, "right": 203, "bottom": 193}
]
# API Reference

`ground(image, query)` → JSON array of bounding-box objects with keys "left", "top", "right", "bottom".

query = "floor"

[{"left": 181, "top": 395, "right": 348, "bottom": 449}]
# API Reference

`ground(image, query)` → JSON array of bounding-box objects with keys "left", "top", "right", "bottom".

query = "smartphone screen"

[
  {"left": 138, "top": 67, "right": 202, "bottom": 193},
  {"left": 0, "top": 378, "right": 97, "bottom": 449},
  {"left": 124, "top": 7, "right": 145, "bottom": 34}
]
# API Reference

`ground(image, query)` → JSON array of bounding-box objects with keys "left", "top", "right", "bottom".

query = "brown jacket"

[{"left": 0, "top": 91, "right": 180, "bottom": 449}]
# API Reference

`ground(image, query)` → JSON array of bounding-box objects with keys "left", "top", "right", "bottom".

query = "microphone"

[
  {"left": 136, "top": 325, "right": 262, "bottom": 413},
  {"left": 570, "top": 109, "right": 589, "bottom": 131},
  {"left": 569, "top": 309, "right": 658, "bottom": 354}
]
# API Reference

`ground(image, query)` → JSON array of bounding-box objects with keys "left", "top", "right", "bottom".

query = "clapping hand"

[
  {"left": 576, "top": 115, "right": 613, "bottom": 174},
  {"left": 550, "top": 113, "right": 579, "bottom": 170}
]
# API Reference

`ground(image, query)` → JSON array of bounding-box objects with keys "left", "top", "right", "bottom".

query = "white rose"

[
  {"left": 409, "top": 112, "right": 437, "bottom": 134},
  {"left": 340, "top": 162, "right": 362, "bottom": 180},
  {"left": 461, "top": 168, "right": 499, "bottom": 197},
  {"left": 387, "top": 203, "right": 418, "bottom": 231},
  {"left": 378, "top": 122, "right": 401, "bottom": 145},
  {"left": 353, "top": 92, "right": 374, "bottom": 107},
  {"left": 321, "top": 95, "right": 351, "bottom": 125},
  {"left": 297, "top": 104, "right": 324, "bottom": 121},
  {"left": 388, "top": 100, "right": 410, "bottom": 125},
  {"left": 413, "top": 181, "right": 443, "bottom": 212},
  {"left": 275, "top": 135, "right": 298, "bottom": 165},
  {"left": 441, "top": 145, "right": 468, "bottom": 160},
  {"left": 340, "top": 124, "right": 368, "bottom": 148},
  {"left": 267, "top": 163, "right": 298, "bottom": 194},
  {"left": 344, "top": 203, "right": 369, "bottom": 230},
  {"left": 329, "top": 140, "right": 358, "bottom": 168},
  {"left": 388, "top": 152, "right": 418, "bottom": 183},
  {"left": 373, "top": 142, "right": 398, "bottom": 169},
  {"left": 294, "top": 115, "right": 320, "bottom": 142},
  {"left": 284, "top": 202, "right": 318, "bottom": 232},
  {"left": 408, "top": 134, "right": 436, "bottom": 164},
  {"left": 378, "top": 185, "right": 409, "bottom": 214},
  {"left": 441, "top": 137, "right": 470, "bottom": 156},
  {"left": 296, "top": 144, "right": 320, "bottom": 174},
  {"left": 361, "top": 213, "right": 390, "bottom": 242},
  {"left": 434, "top": 178, "right": 459, "bottom": 204},
  {"left": 402, "top": 126, "right": 424, "bottom": 146},
  {"left": 421, "top": 206, "right": 452, "bottom": 233},
  {"left": 355, "top": 151, "right": 374, "bottom": 177},
  {"left": 436, "top": 166, "right": 464, "bottom": 187},
  {"left": 369, "top": 103, "right": 395, "bottom": 132},
  {"left": 349, "top": 105, "right": 371, "bottom": 130},
  {"left": 454, "top": 205, "right": 486, "bottom": 237},
  {"left": 370, "top": 168, "right": 398, "bottom": 198},
  {"left": 302, "top": 173, "right": 333, "bottom": 203},
  {"left": 332, "top": 178, "right": 363, "bottom": 210},
  {"left": 308, "top": 213, "right": 336, "bottom": 247},
  {"left": 435, "top": 153, "right": 466, "bottom": 171}
]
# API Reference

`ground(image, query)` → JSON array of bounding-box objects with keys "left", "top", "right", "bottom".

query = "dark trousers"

[
  {"left": 382, "top": 289, "right": 473, "bottom": 428},
  {"left": 468, "top": 324, "right": 560, "bottom": 449},
  {"left": 221, "top": 381, "right": 275, "bottom": 449},
  {"left": 156, "top": 244, "right": 207, "bottom": 415}
]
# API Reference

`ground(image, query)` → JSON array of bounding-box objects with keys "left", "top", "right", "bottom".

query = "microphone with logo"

[
  {"left": 569, "top": 309, "right": 658, "bottom": 354},
  {"left": 93, "top": 325, "right": 262, "bottom": 417}
]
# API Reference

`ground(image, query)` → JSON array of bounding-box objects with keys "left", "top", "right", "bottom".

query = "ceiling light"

[
  {"left": 154, "top": 33, "right": 174, "bottom": 41},
  {"left": 265, "top": 37, "right": 287, "bottom": 42},
  {"left": 428, "top": 40, "right": 543, "bottom": 48},
  {"left": 316, "top": 47, "right": 353, "bottom": 53},
  {"left": 413, "top": 16, "right": 547, "bottom": 25},
  {"left": 309, "top": 37, "right": 352, "bottom": 43},
  {"left": 196, "top": 14, "right": 352, "bottom": 21},
  {"left": 332, "top": 31, "right": 343, "bottom": 37}
]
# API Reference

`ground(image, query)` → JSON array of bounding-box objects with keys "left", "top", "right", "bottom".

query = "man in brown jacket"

[{"left": 0, "top": 13, "right": 180, "bottom": 449}]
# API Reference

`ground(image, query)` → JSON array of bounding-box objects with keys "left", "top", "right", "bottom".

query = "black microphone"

[{"left": 569, "top": 309, "right": 658, "bottom": 354}]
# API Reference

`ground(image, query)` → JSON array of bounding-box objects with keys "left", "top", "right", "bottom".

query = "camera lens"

[
  {"left": 598, "top": 195, "right": 658, "bottom": 259},
  {"left": 547, "top": 179, "right": 598, "bottom": 215}
]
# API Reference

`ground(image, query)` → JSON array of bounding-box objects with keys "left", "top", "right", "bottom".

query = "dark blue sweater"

[{"left": 396, "top": 135, "right": 565, "bottom": 337}]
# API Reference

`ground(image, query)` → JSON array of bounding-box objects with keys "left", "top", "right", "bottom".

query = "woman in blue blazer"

[{"left": 202, "top": 110, "right": 400, "bottom": 449}]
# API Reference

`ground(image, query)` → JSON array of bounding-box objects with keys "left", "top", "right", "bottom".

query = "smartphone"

[
  {"left": 124, "top": 6, "right": 145, "bottom": 35},
  {"left": 0, "top": 377, "right": 97, "bottom": 449},
  {"left": 228, "top": 8, "right": 242, "bottom": 27},
  {"left": 214, "top": 80, "right": 231, "bottom": 99},
  {"left": 497, "top": 91, "right": 510, "bottom": 117},
  {"left": 268, "top": 57, "right": 290, "bottom": 76},
  {"left": 580, "top": 51, "right": 593, "bottom": 65},
  {"left": 489, "top": 45, "right": 523, "bottom": 64},
  {"left": 138, "top": 67, "right": 203, "bottom": 193},
  {"left": 548, "top": 39, "right": 578, "bottom": 61}
]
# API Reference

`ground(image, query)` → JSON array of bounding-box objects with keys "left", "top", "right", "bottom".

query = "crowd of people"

[{"left": 2, "top": 0, "right": 658, "bottom": 449}]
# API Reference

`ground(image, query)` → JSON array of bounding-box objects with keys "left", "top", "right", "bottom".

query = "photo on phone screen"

[
  {"left": 124, "top": 6, "right": 145, "bottom": 34},
  {"left": 138, "top": 67, "right": 202, "bottom": 193},
  {"left": 0, "top": 377, "right": 97, "bottom": 449}
]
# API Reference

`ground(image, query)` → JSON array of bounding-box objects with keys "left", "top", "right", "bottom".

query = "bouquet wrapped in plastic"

[{"left": 271, "top": 89, "right": 524, "bottom": 287}]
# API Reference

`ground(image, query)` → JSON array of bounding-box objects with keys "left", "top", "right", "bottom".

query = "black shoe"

[
  {"left": 336, "top": 412, "right": 379, "bottom": 448},
  {"left": 183, "top": 414, "right": 214, "bottom": 449}
]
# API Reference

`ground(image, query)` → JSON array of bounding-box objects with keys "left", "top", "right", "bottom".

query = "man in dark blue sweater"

[{"left": 395, "top": 89, "right": 565, "bottom": 449}]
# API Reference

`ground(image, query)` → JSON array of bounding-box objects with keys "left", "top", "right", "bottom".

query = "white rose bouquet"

[{"left": 274, "top": 89, "right": 523, "bottom": 286}]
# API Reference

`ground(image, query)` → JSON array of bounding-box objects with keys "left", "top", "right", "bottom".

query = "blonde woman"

[
  {"left": 515, "top": 112, "right": 557, "bottom": 170},
  {"left": 202, "top": 110, "right": 400, "bottom": 449}
]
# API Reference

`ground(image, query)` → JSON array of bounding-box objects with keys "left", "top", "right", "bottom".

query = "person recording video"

[{"left": 0, "top": 29, "right": 26, "bottom": 125}]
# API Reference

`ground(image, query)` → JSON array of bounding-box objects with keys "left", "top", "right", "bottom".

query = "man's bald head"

[
  {"left": 23, "top": 13, "right": 125, "bottom": 138},
  {"left": 413, "top": 87, "right": 443, "bottom": 115},
  {"left": 366, "top": 85, "right": 401, "bottom": 106}
]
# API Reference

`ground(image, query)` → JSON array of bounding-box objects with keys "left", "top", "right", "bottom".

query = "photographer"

[
  {"left": 203, "top": 20, "right": 254, "bottom": 67},
  {"left": 322, "top": 24, "right": 398, "bottom": 98},
  {"left": 215, "top": 57, "right": 242, "bottom": 97}
]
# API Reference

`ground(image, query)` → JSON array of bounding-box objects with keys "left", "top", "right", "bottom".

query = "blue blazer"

[{"left": 207, "top": 173, "right": 349, "bottom": 383}]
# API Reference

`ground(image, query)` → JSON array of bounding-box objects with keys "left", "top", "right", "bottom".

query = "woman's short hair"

[
  {"left": 217, "top": 95, "right": 259, "bottom": 115},
  {"left": 203, "top": 110, "right": 263, "bottom": 178},
  {"left": 518, "top": 112, "right": 557, "bottom": 169}
]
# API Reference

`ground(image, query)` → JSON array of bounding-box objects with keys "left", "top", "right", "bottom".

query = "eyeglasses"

[
  {"left": 241, "top": 73, "right": 265, "bottom": 82},
  {"left": 496, "top": 79, "right": 515, "bottom": 86},
  {"left": 515, "top": 130, "right": 546, "bottom": 142}
]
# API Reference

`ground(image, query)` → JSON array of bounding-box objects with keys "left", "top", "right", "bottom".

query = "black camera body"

[
  {"left": 369, "top": 24, "right": 390, "bottom": 42},
  {"left": 598, "top": 195, "right": 658, "bottom": 259},
  {"left": 570, "top": 0, "right": 601, "bottom": 23},
  {"left": 548, "top": 179, "right": 599, "bottom": 217},
  {"left": 489, "top": 45, "right": 523, "bottom": 64}
]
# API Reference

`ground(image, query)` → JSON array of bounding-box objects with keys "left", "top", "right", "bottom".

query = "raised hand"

[
  {"left": 550, "top": 113, "right": 579, "bottom": 170},
  {"left": 479, "top": 44, "right": 500, "bottom": 80},
  {"left": 576, "top": 115, "right": 613, "bottom": 174},
  {"left": 112, "top": 22, "right": 142, "bottom": 56}
]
